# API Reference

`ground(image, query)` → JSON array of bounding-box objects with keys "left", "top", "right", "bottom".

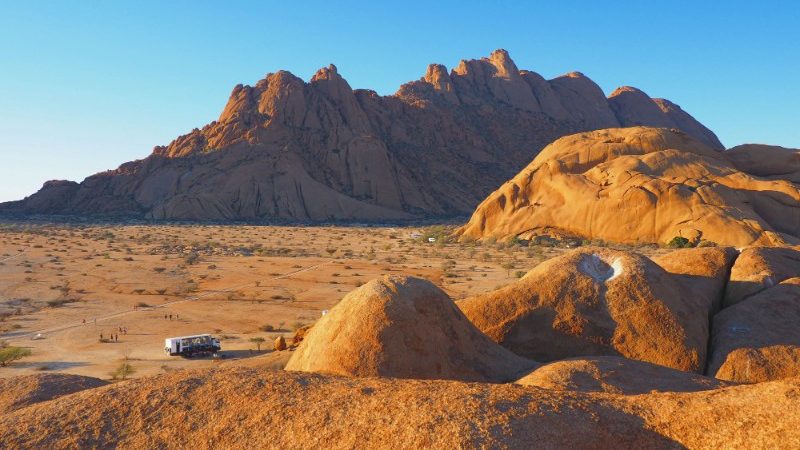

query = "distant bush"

[
  {"left": 697, "top": 239, "right": 717, "bottom": 248},
  {"left": 184, "top": 252, "right": 200, "bottom": 265},
  {"left": 46, "top": 298, "right": 77, "bottom": 308},
  {"left": 249, "top": 336, "right": 266, "bottom": 351},
  {"left": 0, "top": 346, "right": 31, "bottom": 366},
  {"left": 111, "top": 362, "right": 135, "bottom": 380},
  {"left": 260, "top": 324, "right": 275, "bottom": 332},
  {"left": 507, "top": 236, "right": 528, "bottom": 247},
  {"left": 514, "top": 270, "right": 527, "bottom": 278},
  {"left": 666, "top": 236, "right": 693, "bottom": 248}
]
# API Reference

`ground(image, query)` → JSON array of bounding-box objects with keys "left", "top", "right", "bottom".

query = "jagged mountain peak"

[{"left": 2, "top": 50, "right": 728, "bottom": 221}]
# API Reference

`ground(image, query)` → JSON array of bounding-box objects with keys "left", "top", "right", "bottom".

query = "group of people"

[
  {"left": 164, "top": 313, "right": 179, "bottom": 320},
  {"left": 99, "top": 332, "right": 120, "bottom": 342},
  {"left": 97, "top": 326, "right": 128, "bottom": 343}
]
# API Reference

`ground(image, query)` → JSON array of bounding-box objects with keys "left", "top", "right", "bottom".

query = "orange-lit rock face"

[
  {"left": 2, "top": 366, "right": 799, "bottom": 449},
  {"left": 2, "top": 50, "right": 725, "bottom": 222},
  {"left": 709, "top": 277, "right": 800, "bottom": 383},
  {"left": 457, "top": 247, "right": 721, "bottom": 373},
  {"left": 515, "top": 355, "right": 730, "bottom": 395},
  {"left": 724, "top": 246, "right": 800, "bottom": 307},
  {"left": 459, "top": 127, "right": 799, "bottom": 247},
  {"left": 286, "top": 275, "right": 536, "bottom": 382}
]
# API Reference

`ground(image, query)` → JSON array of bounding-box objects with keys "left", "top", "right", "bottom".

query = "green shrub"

[
  {"left": 666, "top": 236, "right": 693, "bottom": 248},
  {"left": 0, "top": 346, "right": 31, "bottom": 366},
  {"left": 111, "top": 362, "right": 135, "bottom": 380},
  {"left": 249, "top": 337, "right": 266, "bottom": 351}
]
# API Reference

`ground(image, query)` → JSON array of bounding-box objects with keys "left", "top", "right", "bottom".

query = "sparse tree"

[
  {"left": 0, "top": 346, "right": 32, "bottom": 367},
  {"left": 501, "top": 261, "right": 515, "bottom": 277},
  {"left": 111, "top": 362, "right": 135, "bottom": 380},
  {"left": 249, "top": 336, "right": 266, "bottom": 352}
]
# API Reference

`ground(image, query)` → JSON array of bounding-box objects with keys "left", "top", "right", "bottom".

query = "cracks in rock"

[{"left": 703, "top": 248, "right": 742, "bottom": 376}]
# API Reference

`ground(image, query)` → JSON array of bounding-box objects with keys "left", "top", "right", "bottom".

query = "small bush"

[
  {"left": 0, "top": 346, "right": 32, "bottom": 366},
  {"left": 111, "top": 362, "right": 135, "bottom": 380},
  {"left": 46, "top": 298, "right": 77, "bottom": 308},
  {"left": 184, "top": 253, "right": 200, "bottom": 265},
  {"left": 514, "top": 270, "right": 526, "bottom": 278},
  {"left": 260, "top": 324, "right": 275, "bottom": 332},
  {"left": 666, "top": 236, "right": 693, "bottom": 248}
]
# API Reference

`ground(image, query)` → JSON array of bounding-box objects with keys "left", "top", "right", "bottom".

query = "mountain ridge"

[{"left": 1, "top": 49, "right": 724, "bottom": 221}]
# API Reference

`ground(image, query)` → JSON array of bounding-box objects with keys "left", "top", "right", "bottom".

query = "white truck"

[{"left": 164, "top": 334, "right": 221, "bottom": 357}]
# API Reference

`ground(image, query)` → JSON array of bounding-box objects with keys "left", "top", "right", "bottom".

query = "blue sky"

[{"left": 1, "top": 1, "right": 798, "bottom": 202}]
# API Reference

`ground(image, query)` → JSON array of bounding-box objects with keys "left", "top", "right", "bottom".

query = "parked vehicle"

[{"left": 164, "top": 334, "right": 221, "bottom": 357}]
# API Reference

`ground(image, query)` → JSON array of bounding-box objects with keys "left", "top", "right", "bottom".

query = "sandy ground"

[{"left": 0, "top": 223, "right": 667, "bottom": 380}]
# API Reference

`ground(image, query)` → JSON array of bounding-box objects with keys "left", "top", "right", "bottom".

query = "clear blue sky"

[{"left": 1, "top": 1, "right": 798, "bottom": 202}]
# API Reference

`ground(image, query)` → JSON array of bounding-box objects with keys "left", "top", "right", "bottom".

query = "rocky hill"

[
  {"left": 0, "top": 50, "right": 723, "bottom": 221},
  {"left": 457, "top": 127, "right": 800, "bottom": 247}
]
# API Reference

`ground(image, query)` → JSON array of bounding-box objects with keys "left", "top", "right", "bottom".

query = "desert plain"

[{"left": 0, "top": 222, "right": 598, "bottom": 379}]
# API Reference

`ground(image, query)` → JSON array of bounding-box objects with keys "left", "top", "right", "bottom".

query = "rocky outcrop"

[
  {"left": 2, "top": 367, "right": 799, "bottom": 449},
  {"left": 285, "top": 275, "right": 536, "bottom": 382},
  {"left": 0, "top": 373, "right": 107, "bottom": 415},
  {"left": 609, "top": 87, "right": 723, "bottom": 149},
  {"left": 515, "top": 356, "right": 730, "bottom": 394},
  {"left": 273, "top": 336, "right": 287, "bottom": 351},
  {"left": 708, "top": 277, "right": 800, "bottom": 383},
  {"left": 724, "top": 246, "right": 800, "bottom": 307},
  {"left": 652, "top": 246, "right": 738, "bottom": 313},
  {"left": 458, "top": 127, "right": 800, "bottom": 247},
  {"left": 457, "top": 248, "right": 711, "bottom": 372},
  {"left": 1, "top": 50, "right": 724, "bottom": 222},
  {"left": 726, "top": 143, "right": 800, "bottom": 183}
]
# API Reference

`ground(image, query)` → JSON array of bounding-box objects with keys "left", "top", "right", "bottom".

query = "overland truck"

[{"left": 164, "top": 334, "right": 221, "bottom": 357}]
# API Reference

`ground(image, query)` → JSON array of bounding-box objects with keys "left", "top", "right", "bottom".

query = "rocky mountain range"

[{"left": 1, "top": 50, "right": 723, "bottom": 221}]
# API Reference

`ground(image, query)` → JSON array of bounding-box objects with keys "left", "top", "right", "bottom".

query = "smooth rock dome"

[
  {"left": 285, "top": 275, "right": 536, "bottom": 382},
  {"left": 457, "top": 127, "right": 800, "bottom": 247}
]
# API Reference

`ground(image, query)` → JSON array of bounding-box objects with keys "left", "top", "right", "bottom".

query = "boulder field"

[
  {"left": 2, "top": 246, "right": 798, "bottom": 448},
  {"left": 456, "top": 248, "right": 732, "bottom": 372},
  {"left": 457, "top": 127, "right": 800, "bottom": 247}
]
